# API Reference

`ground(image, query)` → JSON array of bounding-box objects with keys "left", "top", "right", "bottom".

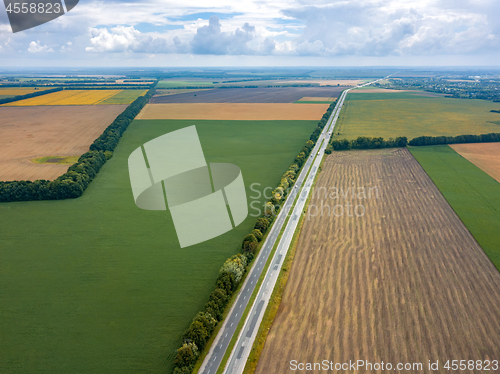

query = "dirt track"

[
  {"left": 451, "top": 142, "right": 500, "bottom": 183},
  {"left": 0, "top": 105, "right": 126, "bottom": 181},
  {"left": 136, "top": 103, "right": 330, "bottom": 121},
  {"left": 255, "top": 148, "right": 500, "bottom": 374},
  {"left": 149, "top": 87, "right": 344, "bottom": 103}
]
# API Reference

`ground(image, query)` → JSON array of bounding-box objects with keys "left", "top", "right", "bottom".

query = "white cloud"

[
  {"left": 85, "top": 25, "right": 189, "bottom": 53},
  {"left": 191, "top": 16, "right": 269, "bottom": 55},
  {"left": 1, "top": 0, "right": 500, "bottom": 64},
  {"left": 27, "top": 40, "right": 54, "bottom": 53},
  {"left": 281, "top": 0, "right": 500, "bottom": 56}
]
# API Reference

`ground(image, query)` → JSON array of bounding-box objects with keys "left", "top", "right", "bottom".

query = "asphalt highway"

[{"left": 200, "top": 78, "right": 387, "bottom": 374}]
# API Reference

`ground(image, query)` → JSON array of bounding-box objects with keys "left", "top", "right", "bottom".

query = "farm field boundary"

[
  {"left": 2, "top": 89, "right": 121, "bottom": 106},
  {"left": 450, "top": 142, "right": 500, "bottom": 183},
  {"left": 97, "top": 90, "right": 148, "bottom": 105},
  {"left": 410, "top": 145, "right": 500, "bottom": 270},
  {"left": 149, "top": 87, "right": 344, "bottom": 104},
  {"left": 254, "top": 148, "right": 500, "bottom": 374},
  {"left": 0, "top": 87, "right": 62, "bottom": 105},
  {"left": 0, "top": 83, "right": 157, "bottom": 201},
  {"left": 0, "top": 105, "right": 128, "bottom": 181},
  {"left": 137, "top": 103, "right": 330, "bottom": 121}
]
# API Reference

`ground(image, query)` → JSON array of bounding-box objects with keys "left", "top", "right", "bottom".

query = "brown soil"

[
  {"left": 0, "top": 105, "right": 127, "bottom": 181},
  {"left": 255, "top": 148, "right": 500, "bottom": 374},
  {"left": 450, "top": 142, "right": 500, "bottom": 183},
  {"left": 136, "top": 103, "right": 330, "bottom": 121}
]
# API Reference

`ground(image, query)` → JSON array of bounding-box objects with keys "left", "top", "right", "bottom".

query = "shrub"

[{"left": 251, "top": 229, "right": 263, "bottom": 242}]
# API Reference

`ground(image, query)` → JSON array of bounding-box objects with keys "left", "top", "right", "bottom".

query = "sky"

[{"left": 1, "top": 0, "right": 500, "bottom": 67}]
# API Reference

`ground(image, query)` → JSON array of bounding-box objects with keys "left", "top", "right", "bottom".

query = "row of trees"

[
  {"left": 171, "top": 99, "right": 339, "bottom": 374},
  {"left": 409, "top": 132, "right": 500, "bottom": 146},
  {"left": 0, "top": 151, "right": 111, "bottom": 202},
  {"left": 173, "top": 253, "right": 253, "bottom": 374},
  {"left": 327, "top": 136, "right": 408, "bottom": 152},
  {"left": 90, "top": 84, "right": 157, "bottom": 152},
  {"left": 326, "top": 132, "right": 500, "bottom": 152},
  {"left": 0, "top": 87, "right": 62, "bottom": 105},
  {"left": 0, "top": 82, "right": 158, "bottom": 203}
]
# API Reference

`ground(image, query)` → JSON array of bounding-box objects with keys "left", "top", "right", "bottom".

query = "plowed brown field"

[
  {"left": 136, "top": 103, "right": 330, "bottom": 121},
  {"left": 255, "top": 148, "right": 500, "bottom": 374},
  {"left": 450, "top": 142, "right": 500, "bottom": 183},
  {"left": 0, "top": 105, "right": 126, "bottom": 181}
]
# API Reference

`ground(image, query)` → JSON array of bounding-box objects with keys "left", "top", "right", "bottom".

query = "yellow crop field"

[
  {"left": 0, "top": 87, "right": 51, "bottom": 96},
  {"left": 3, "top": 90, "right": 122, "bottom": 106}
]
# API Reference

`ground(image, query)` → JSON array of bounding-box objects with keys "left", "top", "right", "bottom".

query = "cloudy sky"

[{"left": 1, "top": 0, "right": 499, "bottom": 67}]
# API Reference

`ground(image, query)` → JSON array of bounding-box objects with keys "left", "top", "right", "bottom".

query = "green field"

[
  {"left": 334, "top": 90, "right": 500, "bottom": 140},
  {"left": 157, "top": 80, "right": 215, "bottom": 88},
  {"left": 410, "top": 145, "right": 500, "bottom": 270},
  {"left": 0, "top": 119, "right": 318, "bottom": 373},
  {"left": 98, "top": 89, "right": 147, "bottom": 104}
]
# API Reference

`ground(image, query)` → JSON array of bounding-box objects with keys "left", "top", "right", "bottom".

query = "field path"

[{"left": 255, "top": 148, "right": 500, "bottom": 374}]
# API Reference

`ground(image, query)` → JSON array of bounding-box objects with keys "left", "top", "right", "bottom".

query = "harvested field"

[
  {"left": 255, "top": 148, "right": 500, "bottom": 374},
  {"left": 149, "top": 87, "right": 344, "bottom": 103},
  {"left": 3, "top": 90, "right": 121, "bottom": 106},
  {"left": 136, "top": 103, "right": 330, "bottom": 121},
  {"left": 0, "top": 105, "right": 127, "bottom": 181},
  {"left": 450, "top": 142, "right": 500, "bottom": 183}
]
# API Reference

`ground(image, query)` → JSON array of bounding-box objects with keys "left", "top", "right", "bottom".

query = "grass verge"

[{"left": 242, "top": 152, "right": 326, "bottom": 374}]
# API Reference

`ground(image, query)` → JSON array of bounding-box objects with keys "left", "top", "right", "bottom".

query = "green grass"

[
  {"left": 98, "top": 90, "right": 147, "bottom": 105},
  {"left": 334, "top": 91, "right": 500, "bottom": 140},
  {"left": 0, "top": 119, "right": 317, "bottom": 374},
  {"left": 157, "top": 80, "right": 214, "bottom": 88},
  {"left": 410, "top": 145, "right": 500, "bottom": 271},
  {"left": 32, "top": 156, "right": 79, "bottom": 165},
  {"left": 347, "top": 92, "right": 430, "bottom": 100}
]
